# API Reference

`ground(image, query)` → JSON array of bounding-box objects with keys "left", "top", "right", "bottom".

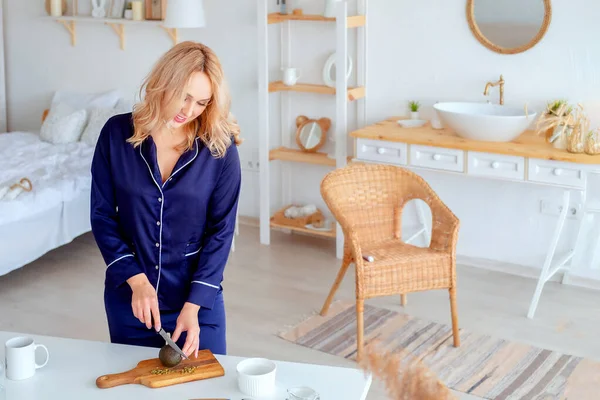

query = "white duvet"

[{"left": 0, "top": 132, "right": 94, "bottom": 225}]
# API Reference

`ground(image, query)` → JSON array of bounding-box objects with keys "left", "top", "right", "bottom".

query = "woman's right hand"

[{"left": 127, "top": 273, "right": 161, "bottom": 331}]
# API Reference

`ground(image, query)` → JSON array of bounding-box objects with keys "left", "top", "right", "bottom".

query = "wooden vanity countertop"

[{"left": 350, "top": 117, "right": 600, "bottom": 165}]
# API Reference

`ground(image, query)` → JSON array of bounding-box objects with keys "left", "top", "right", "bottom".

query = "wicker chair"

[{"left": 319, "top": 163, "right": 461, "bottom": 360}]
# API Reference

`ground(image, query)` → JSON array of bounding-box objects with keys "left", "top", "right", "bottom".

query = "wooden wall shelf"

[
  {"left": 269, "top": 81, "right": 365, "bottom": 102},
  {"left": 269, "top": 147, "right": 353, "bottom": 166},
  {"left": 270, "top": 220, "right": 336, "bottom": 238},
  {"left": 46, "top": 16, "right": 178, "bottom": 49},
  {"left": 270, "top": 147, "right": 335, "bottom": 166},
  {"left": 267, "top": 12, "right": 365, "bottom": 28}
]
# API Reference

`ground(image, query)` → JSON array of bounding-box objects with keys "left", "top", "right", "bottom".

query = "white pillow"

[
  {"left": 80, "top": 107, "right": 122, "bottom": 147},
  {"left": 40, "top": 102, "right": 88, "bottom": 144},
  {"left": 115, "top": 97, "right": 135, "bottom": 112},
  {"left": 51, "top": 89, "right": 121, "bottom": 110}
]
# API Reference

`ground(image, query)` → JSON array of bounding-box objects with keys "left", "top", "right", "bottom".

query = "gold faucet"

[{"left": 483, "top": 74, "right": 505, "bottom": 105}]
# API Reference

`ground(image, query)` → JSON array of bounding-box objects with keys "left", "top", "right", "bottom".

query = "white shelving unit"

[
  {"left": 45, "top": 16, "right": 178, "bottom": 50},
  {"left": 257, "top": 0, "right": 368, "bottom": 259}
]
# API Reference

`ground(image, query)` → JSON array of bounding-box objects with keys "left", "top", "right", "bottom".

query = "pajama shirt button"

[
  {"left": 158, "top": 198, "right": 162, "bottom": 202},
  {"left": 156, "top": 221, "right": 160, "bottom": 225},
  {"left": 155, "top": 243, "right": 159, "bottom": 247},
  {"left": 155, "top": 265, "right": 159, "bottom": 270}
]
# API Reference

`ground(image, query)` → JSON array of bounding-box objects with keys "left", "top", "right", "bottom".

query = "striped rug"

[{"left": 278, "top": 300, "right": 600, "bottom": 399}]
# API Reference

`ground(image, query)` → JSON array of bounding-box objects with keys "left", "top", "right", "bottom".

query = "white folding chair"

[{"left": 527, "top": 170, "right": 600, "bottom": 318}]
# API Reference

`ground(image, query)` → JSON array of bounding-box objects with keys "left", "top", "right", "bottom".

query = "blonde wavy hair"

[{"left": 129, "top": 41, "right": 241, "bottom": 158}]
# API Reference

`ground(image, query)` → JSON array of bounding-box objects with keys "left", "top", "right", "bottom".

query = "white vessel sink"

[{"left": 433, "top": 102, "right": 537, "bottom": 142}]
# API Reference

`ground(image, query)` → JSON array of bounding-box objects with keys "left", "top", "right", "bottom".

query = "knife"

[{"left": 157, "top": 327, "right": 190, "bottom": 360}]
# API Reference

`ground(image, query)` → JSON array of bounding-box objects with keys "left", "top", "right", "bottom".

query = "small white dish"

[
  {"left": 397, "top": 119, "right": 427, "bottom": 128},
  {"left": 305, "top": 219, "right": 332, "bottom": 232},
  {"left": 287, "top": 386, "right": 321, "bottom": 400},
  {"left": 236, "top": 358, "right": 277, "bottom": 397}
]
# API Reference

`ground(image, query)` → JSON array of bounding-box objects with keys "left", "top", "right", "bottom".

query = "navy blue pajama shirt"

[{"left": 90, "top": 113, "right": 240, "bottom": 355}]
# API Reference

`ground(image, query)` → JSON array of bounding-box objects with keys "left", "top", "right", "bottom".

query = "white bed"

[
  {"left": 0, "top": 89, "right": 130, "bottom": 277},
  {"left": 0, "top": 131, "right": 94, "bottom": 276}
]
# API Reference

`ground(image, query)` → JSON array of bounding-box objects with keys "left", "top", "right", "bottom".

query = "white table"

[{"left": 0, "top": 331, "right": 372, "bottom": 400}]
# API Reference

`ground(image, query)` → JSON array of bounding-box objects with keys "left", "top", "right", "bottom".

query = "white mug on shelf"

[
  {"left": 5, "top": 337, "right": 50, "bottom": 381},
  {"left": 282, "top": 67, "right": 301, "bottom": 86}
]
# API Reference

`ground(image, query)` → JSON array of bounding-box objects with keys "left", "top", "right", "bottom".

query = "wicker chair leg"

[
  {"left": 356, "top": 298, "right": 365, "bottom": 361},
  {"left": 319, "top": 257, "right": 352, "bottom": 316},
  {"left": 401, "top": 294, "right": 407, "bottom": 306},
  {"left": 449, "top": 287, "right": 460, "bottom": 347}
]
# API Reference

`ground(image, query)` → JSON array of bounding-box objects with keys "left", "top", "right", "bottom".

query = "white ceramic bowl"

[{"left": 236, "top": 358, "right": 277, "bottom": 397}]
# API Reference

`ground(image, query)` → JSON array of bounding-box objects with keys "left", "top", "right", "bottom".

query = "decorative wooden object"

[
  {"left": 96, "top": 349, "right": 224, "bottom": 389},
  {"left": 145, "top": 0, "right": 166, "bottom": 20},
  {"left": 268, "top": 81, "right": 365, "bottom": 102},
  {"left": 45, "top": 0, "right": 67, "bottom": 15},
  {"left": 295, "top": 115, "right": 330, "bottom": 153},
  {"left": 466, "top": 0, "right": 552, "bottom": 55},
  {"left": 271, "top": 205, "right": 325, "bottom": 229},
  {"left": 350, "top": 117, "right": 600, "bottom": 165},
  {"left": 267, "top": 12, "right": 365, "bottom": 28}
]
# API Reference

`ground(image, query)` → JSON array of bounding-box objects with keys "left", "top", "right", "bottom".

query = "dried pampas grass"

[{"left": 359, "top": 341, "right": 456, "bottom": 400}]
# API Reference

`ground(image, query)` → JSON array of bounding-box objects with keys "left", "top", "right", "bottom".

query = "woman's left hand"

[{"left": 171, "top": 302, "right": 201, "bottom": 358}]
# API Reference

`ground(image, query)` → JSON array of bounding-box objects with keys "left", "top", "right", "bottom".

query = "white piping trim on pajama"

[
  {"left": 140, "top": 145, "right": 164, "bottom": 294},
  {"left": 185, "top": 248, "right": 201, "bottom": 257},
  {"left": 107, "top": 254, "right": 134, "bottom": 268},
  {"left": 165, "top": 138, "right": 199, "bottom": 187},
  {"left": 191, "top": 280, "right": 219, "bottom": 289}
]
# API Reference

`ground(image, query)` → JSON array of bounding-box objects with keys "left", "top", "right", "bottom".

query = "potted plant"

[
  {"left": 124, "top": 2, "right": 133, "bottom": 19},
  {"left": 409, "top": 101, "right": 420, "bottom": 120},
  {"left": 536, "top": 100, "right": 575, "bottom": 150},
  {"left": 585, "top": 128, "right": 600, "bottom": 155}
]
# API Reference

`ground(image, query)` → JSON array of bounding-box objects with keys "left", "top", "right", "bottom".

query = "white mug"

[
  {"left": 282, "top": 67, "right": 301, "bottom": 86},
  {"left": 236, "top": 358, "right": 277, "bottom": 397},
  {"left": 5, "top": 337, "right": 49, "bottom": 381}
]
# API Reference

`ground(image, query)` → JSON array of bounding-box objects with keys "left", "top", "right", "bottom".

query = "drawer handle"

[
  {"left": 377, "top": 147, "right": 385, "bottom": 155},
  {"left": 553, "top": 168, "right": 563, "bottom": 176},
  {"left": 491, "top": 161, "right": 500, "bottom": 169},
  {"left": 432, "top": 154, "right": 441, "bottom": 161}
]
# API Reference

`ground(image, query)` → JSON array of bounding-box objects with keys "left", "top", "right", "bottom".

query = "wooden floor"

[{"left": 1, "top": 224, "right": 600, "bottom": 399}]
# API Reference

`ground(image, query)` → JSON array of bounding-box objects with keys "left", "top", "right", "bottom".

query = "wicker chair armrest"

[
  {"left": 338, "top": 221, "right": 365, "bottom": 267},
  {"left": 429, "top": 205, "right": 460, "bottom": 253}
]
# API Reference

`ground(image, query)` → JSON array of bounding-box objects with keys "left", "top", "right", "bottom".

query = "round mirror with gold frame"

[
  {"left": 467, "top": 0, "right": 552, "bottom": 55},
  {"left": 295, "top": 116, "right": 330, "bottom": 153}
]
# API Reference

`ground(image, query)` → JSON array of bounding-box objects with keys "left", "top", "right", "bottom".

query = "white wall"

[
  {"left": 5, "top": 0, "right": 600, "bottom": 277},
  {"left": 4, "top": 0, "right": 259, "bottom": 216}
]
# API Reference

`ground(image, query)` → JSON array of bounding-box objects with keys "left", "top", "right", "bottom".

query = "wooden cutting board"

[{"left": 96, "top": 349, "right": 225, "bottom": 389}]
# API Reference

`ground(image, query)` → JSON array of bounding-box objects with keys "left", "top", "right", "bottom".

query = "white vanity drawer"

[
  {"left": 527, "top": 159, "right": 585, "bottom": 188},
  {"left": 356, "top": 138, "right": 407, "bottom": 165},
  {"left": 467, "top": 152, "right": 525, "bottom": 180},
  {"left": 409, "top": 145, "right": 464, "bottom": 172}
]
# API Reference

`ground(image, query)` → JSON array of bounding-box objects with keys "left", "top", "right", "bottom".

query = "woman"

[{"left": 90, "top": 41, "right": 241, "bottom": 358}]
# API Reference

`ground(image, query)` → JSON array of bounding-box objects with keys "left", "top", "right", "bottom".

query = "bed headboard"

[{"left": 42, "top": 109, "right": 49, "bottom": 123}]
